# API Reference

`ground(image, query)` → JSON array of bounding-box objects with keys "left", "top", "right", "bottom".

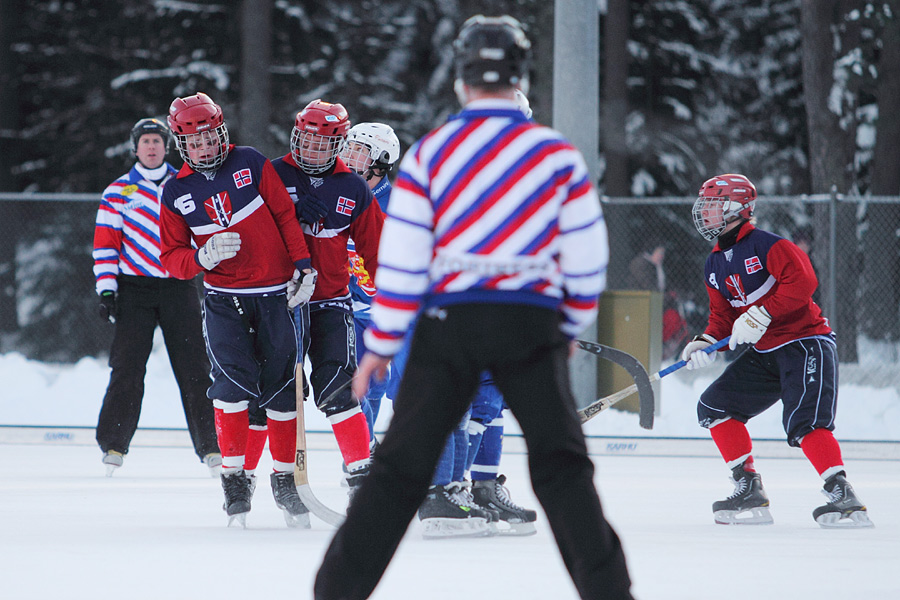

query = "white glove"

[
  {"left": 729, "top": 305, "right": 772, "bottom": 350},
  {"left": 681, "top": 334, "right": 719, "bottom": 370},
  {"left": 287, "top": 268, "right": 317, "bottom": 308},
  {"left": 198, "top": 232, "right": 241, "bottom": 270}
]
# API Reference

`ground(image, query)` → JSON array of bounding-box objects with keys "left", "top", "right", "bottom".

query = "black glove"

[
  {"left": 98, "top": 291, "right": 117, "bottom": 324},
  {"left": 296, "top": 193, "right": 329, "bottom": 224}
]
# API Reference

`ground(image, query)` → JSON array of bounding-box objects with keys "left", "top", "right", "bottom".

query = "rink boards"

[{"left": 2, "top": 424, "right": 898, "bottom": 462}]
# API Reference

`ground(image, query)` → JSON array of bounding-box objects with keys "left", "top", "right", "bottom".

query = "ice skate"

[
  {"left": 102, "top": 450, "right": 124, "bottom": 477},
  {"left": 472, "top": 474, "right": 538, "bottom": 536},
  {"left": 712, "top": 463, "right": 774, "bottom": 525},
  {"left": 345, "top": 462, "right": 370, "bottom": 505},
  {"left": 221, "top": 470, "right": 252, "bottom": 528},
  {"left": 203, "top": 453, "right": 223, "bottom": 478},
  {"left": 417, "top": 484, "right": 493, "bottom": 539},
  {"left": 453, "top": 481, "right": 499, "bottom": 525},
  {"left": 813, "top": 472, "right": 874, "bottom": 529},
  {"left": 247, "top": 473, "right": 257, "bottom": 501},
  {"left": 270, "top": 471, "right": 310, "bottom": 528}
]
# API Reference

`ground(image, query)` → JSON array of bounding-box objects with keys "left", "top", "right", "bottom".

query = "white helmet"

[{"left": 339, "top": 122, "right": 401, "bottom": 179}]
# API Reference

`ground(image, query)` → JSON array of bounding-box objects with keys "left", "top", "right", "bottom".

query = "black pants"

[
  {"left": 96, "top": 275, "right": 217, "bottom": 459},
  {"left": 314, "top": 304, "right": 633, "bottom": 600}
]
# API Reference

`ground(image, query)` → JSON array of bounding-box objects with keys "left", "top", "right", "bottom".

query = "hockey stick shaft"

[
  {"left": 578, "top": 336, "right": 730, "bottom": 423},
  {"left": 294, "top": 364, "right": 346, "bottom": 527}
]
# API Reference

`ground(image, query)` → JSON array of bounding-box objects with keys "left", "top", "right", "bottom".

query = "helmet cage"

[
  {"left": 173, "top": 124, "right": 230, "bottom": 172},
  {"left": 339, "top": 141, "right": 376, "bottom": 175},
  {"left": 692, "top": 195, "right": 756, "bottom": 241},
  {"left": 291, "top": 128, "right": 343, "bottom": 175},
  {"left": 339, "top": 123, "right": 400, "bottom": 177}
]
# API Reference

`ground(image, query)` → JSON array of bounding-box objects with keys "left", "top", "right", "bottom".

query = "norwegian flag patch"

[
  {"left": 336, "top": 196, "right": 356, "bottom": 216},
  {"left": 745, "top": 256, "right": 763, "bottom": 274},
  {"left": 233, "top": 168, "right": 252, "bottom": 189}
]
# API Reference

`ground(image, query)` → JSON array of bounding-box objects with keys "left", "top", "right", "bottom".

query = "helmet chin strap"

[{"left": 454, "top": 79, "right": 469, "bottom": 106}]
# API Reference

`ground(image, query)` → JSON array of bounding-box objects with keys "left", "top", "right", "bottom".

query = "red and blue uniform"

[
  {"left": 698, "top": 222, "right": 838, "bottom": 447},
  {"left": 159, "top": 145, "right": 310, "bottom": 414},
  {"left": 270, "top": 155, "right": 382, "bottom": 472}
]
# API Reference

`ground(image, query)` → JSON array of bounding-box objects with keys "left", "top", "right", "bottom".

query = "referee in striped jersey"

[{"left": 315, "top": 16, "right": 633, "bottom": 600}]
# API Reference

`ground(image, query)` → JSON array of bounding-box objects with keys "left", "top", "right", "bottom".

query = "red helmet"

[
  {"left": 692, "top": 173, "right": 757, "bottom": 241},
  {"left": 167, "top": 92, "right": 230, "bottom": 172},
  {"left": 290, "top": 99, "right": 351, "bottom": 175}
]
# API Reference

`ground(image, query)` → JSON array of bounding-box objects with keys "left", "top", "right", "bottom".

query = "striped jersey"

[
  {"left": 365, "top": 98, "right": 609, "bottom": 357},
  {"left": 92, "top": 163, "right": 176, "bottom": 294}
]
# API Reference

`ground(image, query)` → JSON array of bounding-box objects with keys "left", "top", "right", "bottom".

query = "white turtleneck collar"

[{"left": 135, "top": 162, "right": 170, "bottom": 183}]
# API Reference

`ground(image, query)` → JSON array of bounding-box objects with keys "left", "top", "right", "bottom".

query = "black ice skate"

[
  {"left": 452, "top": 481, "right": 499, "bottom": 525},
  {"left": 712, "top": 463, "right": 773, "bottom": 525},
  {"left": 417, "top": 484, "right": 493, "bottom": 539},
  {"left": 270, "top": 471, "right": 310, "bottom": 529},
  {"left": 221, "top": 470, "right": 252, "bottom": 528},
  {"left": 813, "top": 472, "right": 874, "bottom": 529},
  {"left": 472, "top": 475, "right": 538, "bottom": 536}
]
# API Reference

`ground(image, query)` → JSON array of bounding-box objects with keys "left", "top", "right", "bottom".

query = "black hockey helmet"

[
  {"left": 453, "top": 15, "right": 531, "bottom": 90},
  {"left": 130, "top": 117, "right": 172, "bottom": 154}
]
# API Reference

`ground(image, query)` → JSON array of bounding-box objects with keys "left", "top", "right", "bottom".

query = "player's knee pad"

[
  {"left": 208, "top": 376, "right": 260, "bottom": 404},
  {"left": 697, "top": 394, "right": 729, "bottom": 428},
  {"left": 312, "top": 362, "right": 357, "bottom": 414}
]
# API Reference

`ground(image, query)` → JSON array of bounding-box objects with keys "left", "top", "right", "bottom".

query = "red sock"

[
  {"left": 244, "top": 426, "right": 268, "bottom": 472},
  {"left": 801, "top": 428, "right": 844, "bottom": 477},
  {"left": 214, "top": 407, "right": 249, "bottom": 467},
  {"left": 709, "top": 418, "right": 753, "bottom": 470},
  {"left": 330, "top": 410, "right": 371, "bottom": 466},
  {"left": 267, "top": 417, "right": 297, "bottom": 467}
]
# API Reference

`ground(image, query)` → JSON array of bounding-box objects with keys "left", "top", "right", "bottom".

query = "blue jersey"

[{"left": 348, "top": 177, "right": 392, "bottom": 317}]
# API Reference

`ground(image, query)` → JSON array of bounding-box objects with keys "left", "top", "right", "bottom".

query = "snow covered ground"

[
  {"left": 2, "top": 330, "right": 899, "bottom": 442},
  {"left": 1, "top": 336, "right": 899, "bottom": 599}
]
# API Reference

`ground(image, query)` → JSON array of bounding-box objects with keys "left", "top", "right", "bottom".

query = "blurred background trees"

[{"left": 0, "top": 0, "right": 898, "bottom": 361}]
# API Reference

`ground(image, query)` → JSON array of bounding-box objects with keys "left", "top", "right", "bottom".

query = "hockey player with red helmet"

[
  {"left": 271, "top": 100, "right": 384, "bottom": 503},
  {"left": 159, "top": 92, "right": 317, "bottom": 528},
  {"left": 683, "top": 173, "right": 873, "bottom": 528}
]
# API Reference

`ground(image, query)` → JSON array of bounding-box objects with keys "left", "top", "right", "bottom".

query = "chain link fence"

[{"left": 1, "top": 192, "right": 899, "bottom": 387}]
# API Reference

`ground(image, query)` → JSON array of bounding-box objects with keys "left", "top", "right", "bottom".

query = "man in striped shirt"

[
  {"left": 316, "top": 16, "right": 633, "bottom": 600},
  {"left": 92, "top": 118, "right": 218, "bottom": 477}
]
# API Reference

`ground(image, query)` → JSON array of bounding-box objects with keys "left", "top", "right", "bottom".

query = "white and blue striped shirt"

[
  {"left": 366, "top": 99, "right": 608, "bottom": 357},
  {"left": 92, "top": 163, "right": 175, "bottom": 294}
]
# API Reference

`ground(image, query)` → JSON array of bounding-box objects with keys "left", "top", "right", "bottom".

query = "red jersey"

[
  {"left": 703, "top": 223, "right": 832, "bottom": 351},
  {"left": 160, "top": 146, "right": 310, "bottom": 293}
]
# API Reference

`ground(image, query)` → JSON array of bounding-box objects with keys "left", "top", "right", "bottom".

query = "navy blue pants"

[
  {"left": 698, "top": 335, "right": 838, "bottom": 447},
  {"left": 203, "top": 292, "right": 297, "bottom": 413},
  {"left": 293, "top": 297, "right": 359, "bottom": 416}
]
